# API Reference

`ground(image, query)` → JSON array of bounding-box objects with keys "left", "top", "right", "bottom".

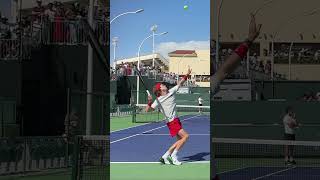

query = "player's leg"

[
  {"left": 289, "top": 134, "right": 296, "bottom": 164},
  {"left": 175, "top": 129, "right": 189, "bottom": 151},
  {"left": 167, "top": 136, "right": 181, "bottom": 153},
  {"left": 284, "top": 134, "right": 289, "bottom": 165},
  {"left": 160, "top": 136, "right": 182, "bottom": 164},
  {"left": 169, "top": 129, "right": 189, "bottom": 165},
  {"left": 284, "top": 145, "right": 289, "bottom": 163}
]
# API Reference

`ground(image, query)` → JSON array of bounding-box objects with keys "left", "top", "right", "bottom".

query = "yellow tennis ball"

[{"left": 184, "top": 5, "right": 188, "bottom": 10}]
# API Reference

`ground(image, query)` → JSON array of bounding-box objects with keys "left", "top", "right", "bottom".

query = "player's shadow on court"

[{"left": 181, "top": 152, "right": 210, "bottom": 162}]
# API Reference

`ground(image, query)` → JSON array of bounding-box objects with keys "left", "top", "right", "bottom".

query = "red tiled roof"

[{"left": 169, "top": 50, "right": 196, "bottom": 55}]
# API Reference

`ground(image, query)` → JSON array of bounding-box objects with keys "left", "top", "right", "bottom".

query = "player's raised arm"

[
  {"left": 177, "top": 67, "right": 192, "bottom": 87},
  {"left": 214, "top": 13, "right": 262, "bottom": 83}
]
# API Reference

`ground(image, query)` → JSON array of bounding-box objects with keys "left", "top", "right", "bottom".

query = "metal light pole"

[
  {"left": 288, "top": 41, "right": 294, "bottom": 80},
  {"left": 215, "top": 0, "right": 224, "bottom": 71},
  {"left": 151, "top": 25, "right": 158, "bottom": 67},
  {"left": 136, "top": 32, "right": 168, "bottom": 104},
  {"left": 110, "top": 9, "right": 144, "bottom": 24},
  {"left": 86, "top": 0, "right": 94, "bottom": 135},
  {"left": 246, "top": 50, "right": 250, "bottom": 77},
  {"left": 112, "top": 37, "right": 119, "bottom": 69}
]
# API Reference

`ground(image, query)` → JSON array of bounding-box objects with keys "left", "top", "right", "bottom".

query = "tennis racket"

[{"left": 134, "top": 67, "right": 168, "bottom": 120}]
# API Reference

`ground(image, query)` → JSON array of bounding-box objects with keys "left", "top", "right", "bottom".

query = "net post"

[
  {"left": 71, "top": 136, "right": 81, "bottom": 180},
  {"left": 132, "top": 104, "right": 136, "bottom": 123}
]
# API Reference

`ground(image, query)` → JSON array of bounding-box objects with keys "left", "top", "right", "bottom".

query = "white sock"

[
  {"left": 171, "top": 149, "right": 179, "bottom": 158},
  {"left": 162, "top": 151, "right": 171, "bottom": 159}
]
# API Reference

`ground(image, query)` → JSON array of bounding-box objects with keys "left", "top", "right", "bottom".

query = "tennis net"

[
  {"left": 72, "top": 135, "right": 109, "bottom": 180},
  {"left": 213, "top": 138, "right": 320, "bottom": 176},
  {"left": 132, "top": 104, "right": 210, "bottom": 123}
]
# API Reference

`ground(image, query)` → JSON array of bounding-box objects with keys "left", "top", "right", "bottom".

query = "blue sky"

[{"left": 110, "top": 0, "right": 210, "bottom": 62}]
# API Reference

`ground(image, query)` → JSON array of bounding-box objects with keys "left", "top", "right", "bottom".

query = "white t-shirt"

[
  {"left": 198, "top": 97, "right": 203, "bottom": 105},
  {"left": 283, "top": 114, "right": 296, "bottom": 135},
  {"left": 151, "top": 85, "right": 179, "bottom": 122}
]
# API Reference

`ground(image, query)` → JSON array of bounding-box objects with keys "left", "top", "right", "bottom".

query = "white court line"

[
  {"left": 111, "top": 112, "right": 209, "bottom": 133},
  {"left": 217, "top": 166, "right": 250, "bottom": 175},
  {"left": 252, "top": 166, "right": 296, "bottom": 180},
  {"left": 110, "top": 114, "right": 202, "bottom": 144},
  {"left": 110, "top": 122, "right": 151, "bottom": 133},
  {"left": 111, "top": 161, "right": 210, "bottom": 164},
  {"left": 139, "top": 133, "right": 209, "bottom": 136}
]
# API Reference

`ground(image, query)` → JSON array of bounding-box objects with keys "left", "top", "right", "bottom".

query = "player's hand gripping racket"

[{"left": 134, "top": 67, "right": 168, "bottom": 120}]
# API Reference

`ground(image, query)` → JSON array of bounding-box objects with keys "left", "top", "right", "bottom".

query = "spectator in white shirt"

[
  {"left": 283, "top": 106, "right": 298, "bottom": 165},
  {"left": 198, "top": 96, "right": 203, "bottom": 113}
]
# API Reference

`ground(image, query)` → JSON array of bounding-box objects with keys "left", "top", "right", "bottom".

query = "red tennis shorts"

[{"left": 167, "top": 118, "right": 182, "bottom": 137}]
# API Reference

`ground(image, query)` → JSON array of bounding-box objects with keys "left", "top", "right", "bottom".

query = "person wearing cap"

[{"left": 145, "top": 67, "right": 192, "bottom": 166}]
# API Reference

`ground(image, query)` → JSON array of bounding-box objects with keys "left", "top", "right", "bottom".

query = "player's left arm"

[
  {"left": 177, "top": 67, "right": 192, "bottom": 88},
  {"left": 213, "top": 13, "right": 262, "bottom": 84}
]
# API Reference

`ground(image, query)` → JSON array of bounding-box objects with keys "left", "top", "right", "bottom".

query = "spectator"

[
  {"left": 0, "top": 16, "right": 11, "bottom": 39},
  {"left": 63, "top": 108, "right": 80, "bottom": 142},
  {"left": 65, "top": 3, "right": 77, "bottom": 43},
  {"left": 198, "top": 96, "right": 203, "bottom": 113},
  {"left": 44, "top": 3, "right": 55, "bottom": 21},
  {"left": 53, "top": 3, "right": 65, "bottom": 43},
  {"left": 32, "top": 0, "right": 45, "bottom": 20}
]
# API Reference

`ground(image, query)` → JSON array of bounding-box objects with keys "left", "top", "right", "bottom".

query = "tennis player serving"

[{"left": 145, "top": 67, "right": 192, "bottom": 165}]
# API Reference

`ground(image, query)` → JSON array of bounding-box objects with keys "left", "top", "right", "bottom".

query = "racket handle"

[{"left": 146, "top": 90, "right": 151, "bottom": 96}]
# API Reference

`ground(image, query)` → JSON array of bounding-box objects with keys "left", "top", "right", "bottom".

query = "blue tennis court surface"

[
  {"left": 219, "top": 166, "right": 320, "bottom": 179},
  {"left": 111, "top": 114, "right": 210, "bottom": 162}
]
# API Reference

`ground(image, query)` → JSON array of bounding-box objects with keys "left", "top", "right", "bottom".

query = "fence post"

[
  {"left": 71, "top": 136, "right": 80, "bottom": 180},
  {"left": 23, "top": 138, "right": 27, "bottom": 173}
]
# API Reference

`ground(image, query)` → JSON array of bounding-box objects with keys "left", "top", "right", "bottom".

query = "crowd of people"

[
  {"left": 249, "top": 54, "right": 287, "bottom": 79},
  {"left": 157, "top": 72, "right": 178, "bottom": 84},
  {"left": 195, "top": 76, "right": 210, "bottom": 82},
  {"left": 29, "top": 0, "right": 108, "bottom": 44},
  {"left": 273, "top": 45, "right": 320, "bottom": 64},
  {"left": 0, "top": 0, "right": 108, "bottom": 60},
  {"left": 111, "top": 62, "right": 208, "bottom": 86}
]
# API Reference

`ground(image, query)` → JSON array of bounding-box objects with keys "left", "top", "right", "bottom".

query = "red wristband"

[
  {"left": 183, "top": 75, "right": 188, "bottom": 80},
  {"left": 234, "top": 43, "right": 249, "bottom": 59},
  {"left": 148, "top": 101, "right": 152, "bottom": 106}
]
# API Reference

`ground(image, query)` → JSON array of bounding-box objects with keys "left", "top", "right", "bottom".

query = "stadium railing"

[
  {"left": 0, "top": 38, "right": 33, "bottom": 61},
  {"left": 30, "top": 18, "right": 109, "bottom": 46}
]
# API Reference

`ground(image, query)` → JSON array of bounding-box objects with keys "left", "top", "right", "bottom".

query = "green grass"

[
  {"left": 111, "top": 115, "right": 147, "bottom": 132},
  {"left": 110, "top": 163, "right": 210, "bottom": 180},
  {"left": 110, "top": 111, "right": 210, "bottom": 132},
  {"left": 0, "top": 169, "right": 72, "bottom": 180}
]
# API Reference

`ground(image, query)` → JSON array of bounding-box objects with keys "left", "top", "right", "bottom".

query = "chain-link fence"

[{"left": 0, "top": 136, "right": 71, "bottom": 176}]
